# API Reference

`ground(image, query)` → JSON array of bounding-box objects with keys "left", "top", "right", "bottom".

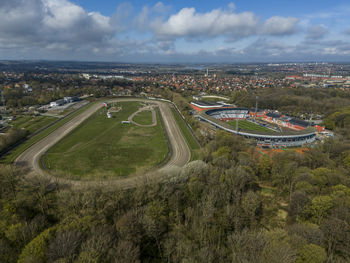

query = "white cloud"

[
  {"left": 260, "top": 16, "right": 299, "bottom": 35},
  {"left": 151, "top": 8, "right": 298, "bottom": 40},
  {"left": 306, "top": 25, "right": 328, "bottom": 40},
  {"left": 0, "top": 0, "right": 115, "bottom": 50},
  {"left": 152, "top": 7, "right": 258, "bottom": 39},
  {"left": 0, "top": 0, "right": 349, "bottom": 62},
  {"left": 42, "top": 0, "right": 86, "bottom": 29},
  {"left": 134, "top": 2, "right": 170, "bottom": 31}
]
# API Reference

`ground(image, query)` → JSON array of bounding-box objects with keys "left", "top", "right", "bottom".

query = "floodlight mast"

[
  {"left": 309, "top": 111, "right": 313, "bottom": 127},
  {"left": 255, "top": 96, "right": 258, "bottom": 119}
]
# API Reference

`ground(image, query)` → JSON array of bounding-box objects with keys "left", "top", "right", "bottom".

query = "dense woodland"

[
  {"left": 1, "top": 127, "right": 350, "bottom": 262},
  {"left": 1, "top": 86, "right": 350, "bottom": 262},
  {"left": 0, "top": 127, "right": 28, "bottom": 155},
  {"left": 231, "top": 87, "right": 350, "bottom": 118}
]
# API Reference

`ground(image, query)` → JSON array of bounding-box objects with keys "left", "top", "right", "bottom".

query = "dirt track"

[
  {"left": 128, "top": 105, "right": 157, "bottom": 127},
  {"left": 15, "top": 98, "right": 191, "bottom": 188}
]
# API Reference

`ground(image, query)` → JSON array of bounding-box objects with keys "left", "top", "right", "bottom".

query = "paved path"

[{"left": 15, "top": 98, "right": 191, "bottom": 189}]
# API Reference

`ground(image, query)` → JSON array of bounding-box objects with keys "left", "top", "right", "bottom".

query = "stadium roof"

[
  {"left": 290, "top": 118, "right": 310, "bottom": 127},
  {"left": 266, "top": 112, "right": 283, "bottom": 118}
]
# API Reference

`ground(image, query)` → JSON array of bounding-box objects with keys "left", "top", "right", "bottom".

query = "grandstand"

[
  {"left": 206, "top": 108, "right": 250, "bottom": 120},
  {"left": 190, "top": 100, "right": 234, "bottom": 111}
]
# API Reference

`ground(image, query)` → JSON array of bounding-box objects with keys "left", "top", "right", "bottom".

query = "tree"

[
  {"left": 0, "top": 165, "right": 20, "bottom": 201},
  {"left": 296, "top": 244, "right": 327, "bottom": 263},
  {"left": 242, "top": 191, "right": 262, "bottom": 228},
  {"left": 47, "top": 230, "right": 82, "bottom": 262},
  {"left": 75, "top": 226, "right": 115, "bottom": 263},
  {"left": 113, "top": 240, "right": 140, "bottom": 263},
  {"left": 262, "top": 229, "right": 297, "bottom": 263},
  {"left": 257, "top": 155, "right": 272, "bottom": 180},
  {"left": 288, "top": 223, "right": 324, "bottom": 247},
  {"left": 311, "top": 168, "right": 333, "bottom": 195},
  {"left": 228, "top": 230, "right": 267, "bottom": 263},
  {"left": 271, "top": 155, "right": 299, "bottom": 203},
  {"left": 307, "top": 196, "right": 333, "bottom": 225},
  {"left": 289, "top": 191, "right": 311, "bottom": 220},
  {"left": 18, "top": 227, "right": 56, "bottom": 263},
  {"left": 321, "top": 217, "right": 350, "bottom": 261}
]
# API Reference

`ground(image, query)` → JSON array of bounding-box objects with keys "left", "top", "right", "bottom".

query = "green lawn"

[
  {"left": 227, "top": 120, "right": 273, "bottom": 132},
  {"left": 1, "top": 102, "right": 94, "bottom": 163},
  {"left": 42, "top": 101, "right": 168, "bottom": 180},
  {"left": 132, "top": 110, "right": 153, "bottom": 125},
  {"left": 11, "top": 115, "right": 58, "bottom": 134},
  {"left": 170, "top": 107, "right": 200, "bottom": 160}
]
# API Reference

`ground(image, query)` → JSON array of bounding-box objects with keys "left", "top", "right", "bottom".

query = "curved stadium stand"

[{"left": 199, "top": 108, "right": 317, "bottom": 147}]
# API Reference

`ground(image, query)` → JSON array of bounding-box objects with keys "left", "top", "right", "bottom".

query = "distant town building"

[
  {"left": 81, "top": 73, "right": 91, "bottom": 79},
  {"left": 23, "top": 84, "right": 32, "bottom": 93}
]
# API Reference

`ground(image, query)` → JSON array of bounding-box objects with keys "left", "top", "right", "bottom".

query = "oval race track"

[{"left": 15, "top": 98, "right": 191, "bottom": 189}]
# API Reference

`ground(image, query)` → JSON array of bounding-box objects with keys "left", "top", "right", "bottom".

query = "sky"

[{"left": 1, "top": 0, "right": 350, "bottom": 63}]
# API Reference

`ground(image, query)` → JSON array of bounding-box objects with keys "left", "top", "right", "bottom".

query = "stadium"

[{"left": 196, "top": 106, "right": 318, "bottom": 147}]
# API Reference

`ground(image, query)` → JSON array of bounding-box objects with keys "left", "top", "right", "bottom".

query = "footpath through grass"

[
  {"left": 42, "top": 101, "right": 168, "bottom": 180},
  {"left": 1, "top": 102, "right": 94, "bottom": 164},
  {"left": 227, "top": 119, "right": 274, "bottom": 133},
  {"left": 170, "top": 107, "right": 200, "bottom": 160}
]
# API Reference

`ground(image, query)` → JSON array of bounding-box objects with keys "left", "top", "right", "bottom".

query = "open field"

[
  {"left": 11, "top": 115, "right": 58, "bottom": 134},
  {"left": 1, "top": 102, "right": 94, "bottom": 163},
  {"left": 15, "top": 98, "right": 190, "bottom": 188},
  {"left": 227, "top": 119, "right": 275, "bottom": 133},
  {"left": 132, "top": 110, "right": 153, "bottom": 125},
  {"left": 170, "top": 107, "right": 200, "bottom": 160},
  {"left": 42, "top": 101, "right": 168, "bottom": 180}
]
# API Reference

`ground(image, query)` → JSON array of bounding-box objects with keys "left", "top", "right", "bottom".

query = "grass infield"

[
  {"left": 132, "top": 110, "right": 153, "bottom": 125},
  {"left": 42, "top": 101, "right": 168, "bottom": 180},
  {"left": 227, "top": 119, "right": 274, "bottom": 133}
]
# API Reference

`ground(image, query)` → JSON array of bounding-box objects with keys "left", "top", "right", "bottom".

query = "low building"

[
  {"left": 50, "top": 99, "right": 65, "bottom": 107},
  {"left": 64, "top": 96, "right": 80, "bottom": 103}
]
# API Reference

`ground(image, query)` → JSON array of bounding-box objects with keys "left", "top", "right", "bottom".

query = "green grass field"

[
  {"left": 227, "top": 120, "right": 273, "bottom": 133},
  {"left": 170, "top": 107, "right": 200, "bottom": 160},
  {"left": 11, "top": 115, "right": 58, "bottom": 134},
  {"left": 42, "top": 101, "right": 168, "bottom": 180},
  {"left": 1, "top": 102, "right": 94, "bottom": 164},
  {"left": 132, "top": 110, "right": 153, "bottom": 125}
]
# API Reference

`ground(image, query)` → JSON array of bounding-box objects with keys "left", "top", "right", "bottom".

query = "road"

[{"left": 15, "top": 98, "right": 191, "bottom": 188}]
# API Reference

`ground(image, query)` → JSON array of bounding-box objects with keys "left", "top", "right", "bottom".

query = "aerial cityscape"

[{"left": 1, "top": 1, "right": 350, "bottom": 263}]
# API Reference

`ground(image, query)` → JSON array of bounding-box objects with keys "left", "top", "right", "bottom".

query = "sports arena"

[{"left": 196, "top": 106, "right": 318, "bottom": 147}]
